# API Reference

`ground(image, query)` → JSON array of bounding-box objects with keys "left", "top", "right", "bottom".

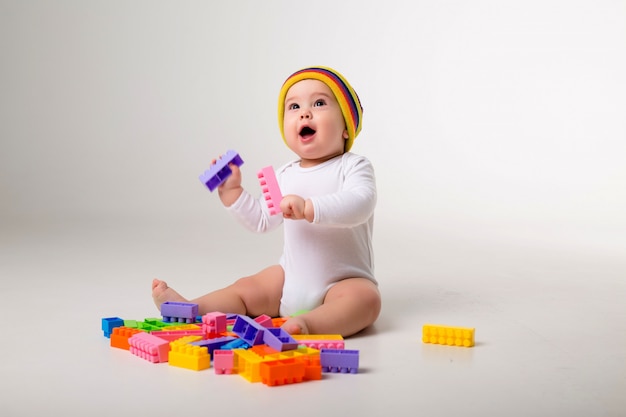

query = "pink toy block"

[
  {"left": 293, "top": 339, "right": 345, "bottom": 350},
  {"left": 254, "top": 314, "right": 273, "bottom": 328},
  {"left": 128, "top": 332, "right": 170, "bottom": 363},
  {"left": 149, "top": 329, "right": 205, "bottom": 342},
  {"left": 202, "top": 312, "right": 227, "bottom": 335},
  {"left": 257, "top": 166, "right": 283, "bottom": 216},
  {"left": 213, "top": 349, "right": 236, "bottom": 375}
]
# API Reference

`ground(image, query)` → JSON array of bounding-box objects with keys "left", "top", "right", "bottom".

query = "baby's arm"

[{"left": 311, "top": 157, "right": 376, "bottom": 227}]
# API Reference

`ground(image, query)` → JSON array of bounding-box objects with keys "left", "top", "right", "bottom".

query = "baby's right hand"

[
  {"left": 212, "top": 157, "right": 243, "bottom": 206},
  {"left": 211, "top": 157, "right": 242, "bottom": 190}
]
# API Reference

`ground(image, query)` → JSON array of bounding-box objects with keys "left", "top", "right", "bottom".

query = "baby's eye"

[
  {"left": 313, "top": 99, "right": 326, "bottom": 107},
  {"left": 288, "top": 103, "right": 300, "bottom": 110}
]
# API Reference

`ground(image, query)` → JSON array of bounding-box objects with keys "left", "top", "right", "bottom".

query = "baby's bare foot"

[
  {"left": 152, "top": 278, "right": 187, "bottom": 311},
  {"left": 282, "top": 316, "right": 310, "bottom": 335}
]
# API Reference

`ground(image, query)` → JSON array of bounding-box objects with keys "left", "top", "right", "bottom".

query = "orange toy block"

[
  {"left": 110, "top": 327, "right": 143, "bottom": 350},
  {"left": 260, "top": 358, "right": 306, "bottom": 386}
]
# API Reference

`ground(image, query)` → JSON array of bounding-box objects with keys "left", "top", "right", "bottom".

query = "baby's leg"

[
  {"left": 152, "top": 265, "right": 284, "bottom": 317},
  {"left": 282, "top": 277, "right": 381, "bottom": 337}
]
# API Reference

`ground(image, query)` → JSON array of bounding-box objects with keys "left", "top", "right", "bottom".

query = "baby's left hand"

[{"left": 280, "top": 195, "right": 313, "bottom": 222}]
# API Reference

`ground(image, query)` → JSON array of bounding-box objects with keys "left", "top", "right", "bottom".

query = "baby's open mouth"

[{"left": 299, "top": 126, "right": 316, "bottom": 138}]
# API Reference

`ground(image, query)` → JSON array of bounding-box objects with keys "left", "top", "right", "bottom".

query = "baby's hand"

[
  {"left": 212, "top": 159, "right": 242, "bottom": 191},
  {"left": 280, "top": 195, "right": 314, "bottom": 222},
  {"left": 211, "top": 156, "right": 243, "bottom": 206}
]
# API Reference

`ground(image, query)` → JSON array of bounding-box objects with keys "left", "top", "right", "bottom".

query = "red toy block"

[{"left": 257, "top": 166, "right": 283, "bottom": 216}]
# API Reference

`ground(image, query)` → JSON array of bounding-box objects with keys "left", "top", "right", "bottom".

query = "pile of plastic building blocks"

[{"left": 102, "top": 302, "right": 359, "bottom": 387}]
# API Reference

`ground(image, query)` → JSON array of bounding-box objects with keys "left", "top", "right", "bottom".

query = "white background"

[{"left": 1, "top": 1, "right": 624, "bottom": 416}]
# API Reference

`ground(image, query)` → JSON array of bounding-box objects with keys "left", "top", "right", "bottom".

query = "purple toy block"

[
  {"left": 257, "top": 166, "right": 283, "bottom": 215},
  {"left": 232, "top": 315, "right": 266, "bottom": 346},
  {"left": 199, "top": 150, "right": 244, "bottom": 192},
  {"left": 191, "top": 336, "right": 237, "bottom": 355},
  {"left": 263, "top": 327, "right": 298, "bottom": 352},
  {"left": 161, "top": 301, "right": 199, "bottom": 323},
  {"left": 320, "top": 349, "right": 359, "bottom": 374}
]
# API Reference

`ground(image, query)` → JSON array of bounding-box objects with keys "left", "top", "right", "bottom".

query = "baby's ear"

[{"left": 343, "top": 129, "right": 349, "bottom": 140}]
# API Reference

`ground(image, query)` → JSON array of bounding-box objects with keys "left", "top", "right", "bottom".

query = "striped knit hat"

[{"left": 277, "top": 66, "right": 363, "bottom": 152}]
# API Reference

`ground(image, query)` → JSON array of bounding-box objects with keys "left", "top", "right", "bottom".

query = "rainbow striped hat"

[{"left": 277, "top": 66, "right": 363, "bottom": 152}]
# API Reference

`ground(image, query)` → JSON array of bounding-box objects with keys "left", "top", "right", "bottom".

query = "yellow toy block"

[
  {"left": 422, "top": 324, "right": 475, "bottom": 347},
  {"left": 165, "top": 324, "right": 201, "bottom": 331},
  {"left": 234, "top": 349, "right": 265, "bottom": 382},
  {"left": 170, "top": 335, "right": 203, "bottom": 346},
  {"left": 168, "top": 343, "right": 211, "bottom": 371}
]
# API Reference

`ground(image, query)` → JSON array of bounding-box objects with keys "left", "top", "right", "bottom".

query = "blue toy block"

[
  {"left": 220, "top": 339, "right": 250, "bottom": 350},
  {"left": 263, "top": 327, "right": 298, "bottom": 352},
  {"left": 198, "top": 150, "right": 244, "bottom": 192},
  {"left": 232, "top": 315, "right": 266, "bottom": 346},
  {"left": 101, "top": 317, "right": 124, "bottom": 338}
]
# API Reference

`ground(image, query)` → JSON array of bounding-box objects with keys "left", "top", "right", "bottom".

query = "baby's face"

[{"left": 283, "top": 79, "right": 348, "bottom": 167}]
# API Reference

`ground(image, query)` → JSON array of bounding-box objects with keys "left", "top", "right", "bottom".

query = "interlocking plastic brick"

[
  {"left": 292, "top": 334, "right": 345, "bottom": 349},
  {"left": 168, "top": 343, "right": 211, "bottom": 371},
  {"left": 149, "top": 329, "right": 205, "bottom": 342},
  {"left": 232, "top": 315, "right": 266, "bottom": 346},
  {"left": 254, "top": 314, "right": 273, "bottom": 328},
  {"left": 320, "top": 349, "right": 359, "bottom": 374},
  {"left": 264, "top": 347, "right": 322, "bottom": 381},
  {"left": 257, "top": 166, "right": 283, "bottom": 215},
  {"left": 263, "top": 327, "right": 298, "bottom": 352},
  {"left": 213, "top": 350, "right": 236, "bottom": 375},
  {"left": 260, "top": 358, "right": 306, "bottom": 386},
  {"left": 161, "top": 302, "right": 199, "bottom": 324},
  {"left": 199, "top": 150, "right": 244, "bottom": 192},
  {"left": 422, "top": 324, "right": 475, "bottom": 347},
  {"left": 110, "top": 327, "right": 143, "bottom": 350},
  {"left": 202, "top": 312, "right": 227, "bottom": 335},
  {"left": 101, "top": 317, "right": 124, "bottom": 338},
  {"left": 220, "top": 338, "right": 250, "bottom": 350},
  {"left": 234, "top": 349, "right": 265, "bottom": 383},
  {"left": 191, "top": 336, "right": 237, "bottom": 355},
  {"left": 128, "top": 332, "right": 170, "bottom": 363}
]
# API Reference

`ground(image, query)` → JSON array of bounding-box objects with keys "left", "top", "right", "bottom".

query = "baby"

[{"left": 153, "top": 66, "right": 380, "bottom": 337}]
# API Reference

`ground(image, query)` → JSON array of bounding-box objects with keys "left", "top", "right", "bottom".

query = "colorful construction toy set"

[{"left": 102, "top": 302, "right": 359, "bottom": 387}]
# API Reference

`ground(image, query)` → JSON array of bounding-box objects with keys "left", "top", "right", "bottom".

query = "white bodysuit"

[{"left": 226, "top": 152, "right": 377, "bottom": 317}]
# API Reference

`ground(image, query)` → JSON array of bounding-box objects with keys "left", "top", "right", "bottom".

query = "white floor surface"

[{"left": 0, "top": 217, "right": 624, "bottom": 417}]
